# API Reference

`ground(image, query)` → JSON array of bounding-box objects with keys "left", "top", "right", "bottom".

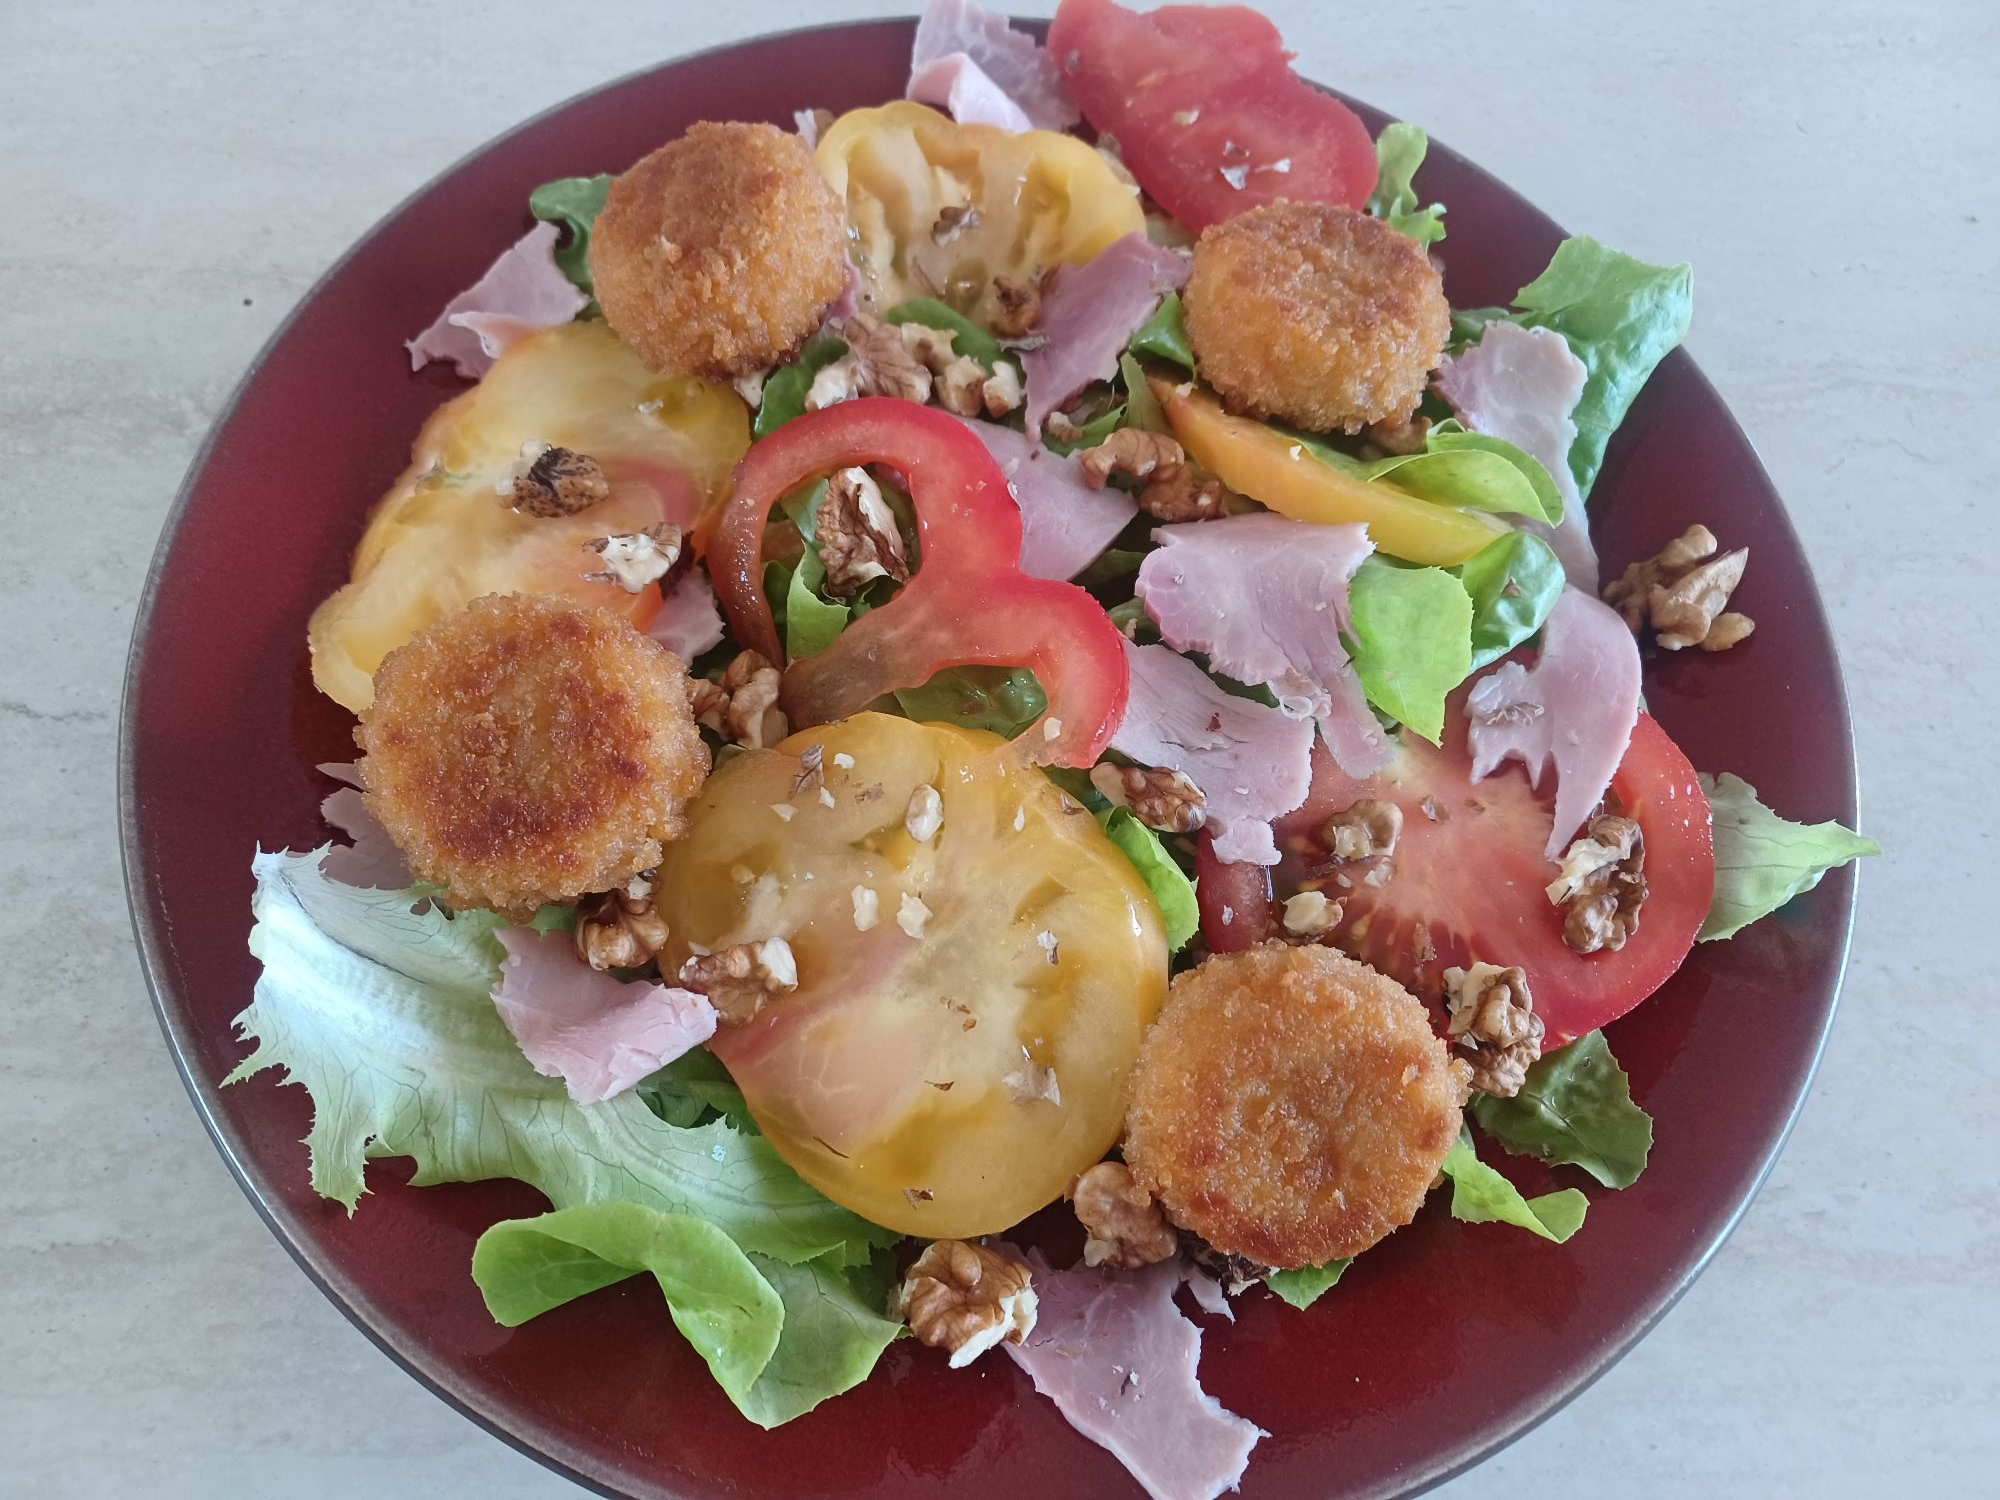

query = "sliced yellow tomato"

[
  {"left": 1156, "top": 380, "right": 1508, "bottom": 566},
  {"left": 653, "top": 714, "right": 1168, "bottom": 1238},
  {"left": 816, "top": 101, "right": 1144, "bottom": 328},
  {"left": 308, "top": 321, "right": 750, "bottom": 712}
]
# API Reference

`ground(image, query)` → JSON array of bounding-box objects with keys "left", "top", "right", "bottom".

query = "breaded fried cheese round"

[
  {"left": 1184, "top": 200, "right": 1450, "bottom": 434},
  {"left": 357, "top": 593, "right": 708, "bottom": 918},
  {"left": 589, "top": 121, "right": 848, "bottom": 379},
  {"left": 1124, "top": 945, "right": 1467, "bottom": 1268}
]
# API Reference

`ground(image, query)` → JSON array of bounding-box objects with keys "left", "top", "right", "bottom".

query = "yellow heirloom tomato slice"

[
  {"left": 653, "top": 713, "right": 1169, "bottom": 1238},
  {"left": 816, "top": 101, "right": 1144, "bottom": 329},
  {"left": 308, "top": 321, "right": 749, "bottom": 712}
]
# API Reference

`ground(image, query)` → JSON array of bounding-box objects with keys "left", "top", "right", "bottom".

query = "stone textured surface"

[{"left": 2, "top": 2, "right": 1992, "bottom": 1496}]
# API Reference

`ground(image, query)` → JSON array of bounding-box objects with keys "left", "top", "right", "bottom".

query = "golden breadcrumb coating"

[
  {"left": 1124, "top": 944, "right": 1467, "bottom": 1269},
  {"left": 1184, "top": 200, "right": 1450, "bottom": 434},
  {"left": 590, "top": 121, "right": 848, "bottom": 379},
  {"left": 356, "top": 593, "right": 708, "bottom": 918}
]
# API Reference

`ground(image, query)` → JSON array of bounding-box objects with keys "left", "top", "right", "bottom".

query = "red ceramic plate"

[{"left": 121, "top": 18, "right": 1859, "bottom": 1500}]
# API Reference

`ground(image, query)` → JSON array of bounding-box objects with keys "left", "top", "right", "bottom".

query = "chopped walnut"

[
  {"left": 979, "top": 359, "right": 1024, "bottom": 417},
  {"left": 511, "top": 444, "right": 609, "bottom": 517},
  {"left": 1069, "top": 1161, "right": 1178, "bottom": 1269},
  {"left": 1136, "top": 467, "right": 1232, "bottom": 522},
  {"left": 1547, "top": 812, "right": 1647, "bottom": 954},
  {"left": 1442, "top": 962, "right": 1545, "bottom": 1098},
  {"left": 690, "top": 651, "right": 787, "bottom": 749},
  {"left": 1080, "top": 427, "right": 1184, "bottom": 489},
  {"left": 573, "top": 883, "right": 671, "bottom": 970},
  {"left": 899, "top": 1239, "right": 1038, "bottom": 1368},
  {"left": 1184, "top": 1238, "right": 1272, "bottom": 1295},
  {"left": 1320, "top": 799, "right": 1403, "bottom": 862},
  {"left": 1363, "top": 413, "right": 1432, "bottom": 457},
  {"left": 1280, "top": 889, "right": 1344, "bottom": 937},
  {"left": 905, "top": 783, "right": 944, "bottom": 843},
  {"left": 992, "top": 275, "right": 1043, "bottom": 337},
  {"left": 932, "top": 355, "right": 990, "bottom": 418},
  {"left": 815, "top": 467, "right": 911, "bottom": 597},
  {"left": 1602, "top": 524, "right": 1755, "bottom": 652},
  {"left": 582, "top": 522, "right": 683, "bottom": 593},
  {"left": 1043, "top": 410, "right": 1084, "bottom": 447},
  {"left": 731, "top": 368, "right": 768, "bottom": 409},
  {"left": 897, "top": 892, "right": 932, "bottom": 939},
  {"left": 932, "top": 203, "right": 981, "bottom": 244},
  {"left": 679, "top": 937, "right": 797, "bottom": 1028},
  {"left": 807, "top": 314, "right": 932, "bottom": 409},
  {"left": 1002, "top": 1052, "right": 1061, "bottom": 1105},
  {"left": 1089, "top": 763, "right": 1208, "bottom": 833}
]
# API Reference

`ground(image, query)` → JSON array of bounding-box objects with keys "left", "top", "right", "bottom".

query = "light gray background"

[{"left": 4, "top": 1, "right": 1993, "bottom": 1495}]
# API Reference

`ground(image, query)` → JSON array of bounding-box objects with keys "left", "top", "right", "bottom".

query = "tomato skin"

[{"left": 1049, "top": 0, "right": 1378, "bottom": 229}]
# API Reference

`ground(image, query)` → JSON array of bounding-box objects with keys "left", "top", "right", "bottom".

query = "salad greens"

[
  {"left": 1697, "top": 773, "right": 1880, "bottom": 941},
  {"left": 1440, "top": 1130, "right": 1589, "bottom": 1243},
  {"left": 1297, "top": 424, "right": 1563, "bottom": 526},
  {"left": 1128, "top": 292, "right": 1195, "bottom": 370},
  {"left": 1470, "top": 1030, "right": 1653, "bottom": 1189},
  {"left": 755, "top": 333, "right": 849, "bottom": 438},
  {"left": 1265, "top": 1259, "right": 1351, "bottom": 1311},
  {"left": 1365, "top": 123, "right": 1446, "bottom": 248},
  {"left": 895, "top": 666, "right": 1049, "bottom": 737},
  {"left": 1096, "top": 807, "right": 1199, "bottom": 952},
  {"left": 1344, "top": 558, "right": 1473, "bottom": 743},
  {"left": 885, "top": 297, "right": 1011, "bottom": 372},
  {"left": 1454, "top": 530, "right": 1565, "bottom": 669},
  {"left": 529, "top": 174, "right": 612, "bottom": 295}
]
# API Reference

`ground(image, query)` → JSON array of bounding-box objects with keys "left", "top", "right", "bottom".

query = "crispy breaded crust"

[
  {"left": 1185, "top": 200, "right": 1450, "bottom": 435},
  {"left": 357, "top": 593, "right": 708, "bottom": 917},
  {"left": 590, "top": 121, "right": 848, "bottom": 379},
  {"left": 1124, "top": 944, "right": 1467, "bottom": 1268}
]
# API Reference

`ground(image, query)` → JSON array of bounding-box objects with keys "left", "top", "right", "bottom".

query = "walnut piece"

[
  {"left": 1078, "top": 428, "right": 1230, "bottom": 522},
  {"left": 1442, "top": 962, "right": 1545, "bottom": 1098},
  {"left": 1089, "top": 763, "right": 1208, "bottom": 833},
  {"left": 1547, "top": 812, "right": 1647, "bottom": 954},
  {"left": 573, "top": 883, "right": 671, "bottom": 971},
  {"left": 689, "top": 650, "right": 788, "bottom": 749},
  {"left": 899, "top": 1240, "right": 1038, "bottom": 1368},
  {"left": 816, "top": 467, "right": 911, "bottom": 597},
  {"left": 931, "top": 204, "right": 982, "bottom": 244},
  {"left": 904, "top": 783, "right": 944, "bottom": 843},
  {"left": 582, "top": 522, "right": 683, "bottom": 593},
  {"left": 991, "top": 275, "right": 1043, "bottom": 337},
  {"left": 1185, "top": 1237, "right": 1272, "bottom": 1295},
  {"left": 978, "top": 359, "right": 1024, "bottom": 417},
  {"left": 511, "top": 444, "right": 610, "bottom": 517},
  {"left": 1069, "top": 1161, "right": 1178, "bottom": 1269},
  {"left": 1280, "top": 889, "right": 1344, "bottom": 937},
  {"left": 730, "top": 368, "right": 768, "bottom": 409},
  {"left": 1602, "top": 524, "right": 1755, "bottom": 652},
  {"left": 1320, "top": 798, "right": 1403, "bottom": 862},
  {"left": 678, "top": 937, "right": 797, "bottom": 1027},
  {"left": 1363, "top": 413, "right": 1432, "bottom": 457},
  {"left": 1135, "top": 467, "right": 1232, "bottom": 522},
  {"left": 807, "top": 314, "right": 933, "bottom": 409}
]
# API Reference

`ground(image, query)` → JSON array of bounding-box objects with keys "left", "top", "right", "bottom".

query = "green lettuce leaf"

[
  {"left": 1365, "top": 123, "right": 1446, "bottom": 248},
  {"left": 1120, "top": 352, "right": 1170, "bottom": 434},
  {"left": 785, "top": 549, "right": 851, "bottom": 660},
  {"left": 1439, "top": 1129, "right": 1588, "bottom": 1242},
  {"left": 1095, "top": 807, "right": 1198, "bottom": 951},
  {"left": 1697, "top": 772, "right": 1880, "bottom": 941},
  {"left": 640, "top": 1047, "right": 758, "bottom": 1135},
  {"left": 1129, "top": 292, "right": 1194, "bottom": 370},
  {"left": 1470, "top": 1030, "right": 1652, "bottom": 1188},
  {"left": 471, "top": 1201, "right": 902, "bottom": 1428},
  {"left": 229, "top": 849, "right": 893, "bottom": 1264},
  {"left": 895, "top": 666, "right": 1048, "bottom": 738},
  {"left": 1453, "top": 530, "right": 1565, "bottom": 669},
  {"left": 755, "top": 333, "right": 850, "bottom": 438},
  {"left": 1344, "top": 558, "right": 1473, "bottom": 742},
  {"left": 1265, "top": 1259, "right": 1351, "bottom": 1310},
  {"left": 1298, "top": 424, "right": 1561, "bottom": 526},
  {"left": 1453, "top": 238, "right": 1693, "bottom": 498},
  {"left": 528, "top": 174, "right": 612, "bottom": 295},
  {"left": 885, "top": 297, "right": 1008, "bottom": 371}
]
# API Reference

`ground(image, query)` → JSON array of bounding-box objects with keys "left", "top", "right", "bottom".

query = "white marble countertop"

[{"left": 4, "top": 1, "right": 1991, "bottom": 1495}]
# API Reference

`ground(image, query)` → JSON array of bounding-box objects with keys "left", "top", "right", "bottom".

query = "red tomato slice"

[
  {"left": 1198, "top": 696, "right": 1714, "bottom": 1049},
  {"left": 1048, "top": 0, "right": 1378, "bottom": 229}
]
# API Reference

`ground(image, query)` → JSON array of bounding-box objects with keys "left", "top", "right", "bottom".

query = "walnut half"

[
  {"left": 1069, "top": 1161, "right": 1178, "bottom": 1269},
  {"left": 1603, "top": 524, "right": 1755, "bottom": 652},
  {"left": 510, "top": 444, "right": 610, "bottom": 518},
  {"left": 816, "top": 467, "right": 911, "bottom": 597},
  {"left": 573, "top": 882, "right": 670, "bottom": 971},
  {"left": 1442, "top": 962, "right": 1545, "bottom": 1098},
  {"left": 899, "top": 1240, "right": 1038, "bottom": 1368},
  {"left": 1089, "top": 763, "right": 1207, "bottom": 833},
  {"left": 1078, "top": 428, "right": 1231, "bottom": 522},
  {"left": 689, "top": 650, "right": 787, "bottom": 750},
  {"left": 678, "top": 937, "right": 797, "bottom": 1027},
  {"left": 1547, "top": 812, "right": 1647, "bottom": 954}
]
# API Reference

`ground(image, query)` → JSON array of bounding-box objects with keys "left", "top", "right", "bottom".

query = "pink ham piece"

[
  {"left": 957, "top": 417, "right": 1137, "bottom": 580},
  {"left": 1005, "top": 1255, "right": 1264, "bottom": 1500},
  {"left": 407, "top": 222, "right": 589, "bottom": 380},
  {"left": 645, "top": 569, "right": 727, "bottom": 662},
  {"left": 909, "top": 0, "right": 1080, "bottom": 132},
  {"left": 1466, "top": 587, "right": 1642, "bottom": 858},
  {"left": 316, "top": 762, "right": 411, "bottom": 890},
  {"left": 492, "top": 928, "right": 717, "bottom": 1105},
  {"left": 1434, "top": 321, "right": 1597, "bottom": 588},
  {"left": 1023, "top": 236, "right": 1190, "bottom": 440},
  {"left": 1135, "top": 514, "right": 1389, "bottom": 778},
  {"left": 1110, "top": 639, "right": 1313, "bottom": 866},
  {"left": 908, "top": 53, "right": 1034, "bottom": 133}
]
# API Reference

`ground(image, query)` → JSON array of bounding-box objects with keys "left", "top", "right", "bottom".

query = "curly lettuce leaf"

[
  {"left": 1344, "top": 558, "right": 1473, "bottom": 743},
  {"left": 1697, "top": 773, "right": 1880, "bottom": 941},
  {"left": 1096, "top": 807, "right": 1198, "bottom": 952},
  {"left": 1453, "top": 238, "right": 1692, "bottom": 498},
  {"left": 755, "top": 333, "right": 850, "bottom": 438},
  {"left": 1366, "top": 123, "right": 1445, "bottom": 248},
  {"left": 528, "top": 174, "right": 612, "bottom": 295},
  {"left": 896, "top": 666, "right": 1048, "bottom": 738},
  {"left": 229, "top": 849, "right": 893, "bottom": 1264},
  {"left": 1129, "top": 292, "right": 1194, "bottom": 370},
  {"left": 1265, "top": 1259, "right": 1351, "bottom": 1310},
  {"left": 885, "top": 297, "right": 1009, "bottom": 372},
  {"left": 1439, "top": 1129, "right": 1588, "bottom": 1242},
  {"left": 1453, "top": 530, "right": 1565, "bottom": 670},
  {"left": 1470, "top": 1030, "right": 1652, "bottom": 1189},
  {"left": 786, "top": 549, "right": 851, "bottom": 661}
]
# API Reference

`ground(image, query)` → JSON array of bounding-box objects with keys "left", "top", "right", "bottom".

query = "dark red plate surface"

[{"left": 120, "top": 18, "right": 1860, "bottom": 1500}]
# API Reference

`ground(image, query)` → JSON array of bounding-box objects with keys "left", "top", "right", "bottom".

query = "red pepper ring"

[{"left": 710, "top": 400, "right": 1131, "bottom": 768}]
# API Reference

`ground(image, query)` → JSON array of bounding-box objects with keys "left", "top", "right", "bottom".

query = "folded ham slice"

[
  {"left": 956, "top": 418, "right": 1136, "bottom": 580},
  {"left": 1109, "top": 639, "right": 1314, "bottom": 865},
  {"left": 1023, "top": 236, "right": 1189, "bottom": 440},
  {"left": 644, "top": 569, "right": 727, "bottom": 663},
  {"left": 1466, "top": 587, "right": 1641, "bottom": 858},
  {"left": 315, "top": 762, "right": 411, "bottom": 890},
  {"left": 1005, "top": 1254, "right": 1264, "bottom": 1500},
  {"left": 908, "top": 0, "right": 1079, "bottom": 132},
  {"left": 1135, "top": 514, "right": 1389, "bottom": 779},
  {"left": 406, "top": 221, "right": 588, "bottom": 380},
  {"left": 908, "top": 53, "right": 1034, "bottom": 133}
]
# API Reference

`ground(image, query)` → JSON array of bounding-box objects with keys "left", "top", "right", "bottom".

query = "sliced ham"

[
  {"left": 492, "top": 928, "right": 717, "bottom": 1105},
  {"left": 407, "top": 222, "right": 589, "bottom": 380},
  {"left": 957, "top": 417, "right": 1136, "bottom": 580},
  {"left": 1110, "top": 640, "right": 1314, "bottom": 866},
  {"left": 315, "top": 761, "right": 412, "bottom": 890},
  {"left": 1466, "top": 587, "right": 1641, "bottom": 858},
  {"left": 1023, "top": 236, "right": 1189, "bottom": 440},
  {"left": 1005, "top": 1255, "right": 1264, "bottom": 1500},
  {"left": 909, "top": 0, "right": 1079, "bottom": 132},
  {"left": 1434, "top": 321, "right": 1597, "bottom": 588},
  {"left": 1135, "top": 514, "right": 1389, "bottom": 779},
  {"left": 645, "top": 569, "right": 726, "bottom": 662},
  {"left": 908, "top": 53, "right": 1034, "bottom": 133}
]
